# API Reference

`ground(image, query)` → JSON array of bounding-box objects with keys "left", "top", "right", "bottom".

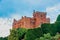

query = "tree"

[
  {"left": 0, "top": 37, "right": 7, "bottom": 40},
  {"left": 55, "top": 14, "right": 60, "bottom": 33},
  {"left": 54, "top": 33, "right": 60, "bottom": 40},
  {"left": 55, "top": 22, "right": 60, "bottom": 33},
  {"left": 8, "top": 28, "right": 27, "bottom": 40},
  {"left": 35, "top": 33, "right": 52, "bottom": 40},
  {"left": 41, "top": 23, "right": 51, "bottom": 34},
  {"left": 50, "top": 24, "right": 57, "bottom": 36},
  {"left": 35, "top": 33, "right": 60, "bottom": 40},
  {"left": 56, "top": 15, "right": 60, "bottom": 22},
  {"left": 24, "top": 27, "right": 43, "bottom": 40},
  {"left": 8, "top": 28, "right": 19, "bottom": 40},
  {"left": 17, "top": 28, "right": 27, "bottom": 40},
  {"left": 41, "top": 23, "right": 57, "bottom": 36}
]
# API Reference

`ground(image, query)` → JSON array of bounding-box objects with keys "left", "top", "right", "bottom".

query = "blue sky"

[
  {"left": 0, "top": 0, "right": 60, "bottom": 37},
  {"left": 0, "top": 0, "right": 60, "bottom": 18}
]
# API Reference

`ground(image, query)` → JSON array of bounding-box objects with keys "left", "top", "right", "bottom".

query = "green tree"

[
  {"left": 17, "top": 28, "right": 27, "bottom": 40},
  {"left": 35, "top": 33, "right": 52, "bottom": 40},
  {"left": 0, "top": 37, "right": 7, "bottom": 40},
  {"left": 35, "top": 33, "right": 60, "bottom": 40},
  {"left": 41, "top": 23, "right": 57, "bottom": 36},
  {"left": 8, "top": 28, "right": 27, "bottom": 40},
  {"left": 55, "top": 22, "right": 60, "bottom": 33},
  {"left": 54, "top": 33, "right": 60, "bottom": 40},
  {"left": 50, "top": 24, "right": 57, "bottom": 36},
  {"left": 55, "top": 14, "right": 60, "bottom": 33},
  {"left": 8, "top": 28, "right": 19, "bottom": 40},
  {"left": 24, "top": 27, "right": 43, "bottom": 40},
  {"left": 56, "top": 15, "right": 60, "bottom": 22},
  {"left": 41, "top": 23, "right": 51, "bottom": 34}
]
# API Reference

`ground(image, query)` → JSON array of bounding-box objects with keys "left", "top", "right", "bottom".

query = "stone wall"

[{"left": 12, "top": 11, "right": 50, "bottom": 29}]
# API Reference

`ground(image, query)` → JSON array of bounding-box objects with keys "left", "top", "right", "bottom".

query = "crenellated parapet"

[{"left": 12, "top": 11, "right": 50, "bottom": 29}]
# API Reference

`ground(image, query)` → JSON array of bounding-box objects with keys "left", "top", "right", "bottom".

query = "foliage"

[
  {"left": 55, "top": 14, "right": 60, "bottom": 33},
  {"left": 41, "top": 23, "right": 51, "bottom": 34},
  {"left": 35, "top": 33, "right": 60, "bottom": 40},
  {"left": 41, "top": 23, "right": 57, "bottom": 36},
  {"left": 54, "top": 33, "right": 60, "bottom": 40},
  {"left": 35, "top": 33, "right": 52, "bottom": 40},
  {"left": 0, "top": 37, "right": 7, "bottom": 40},
  {"left": 56, "top": 15, "right": 60, "bottom": 22},
  {"left": 55, "top": 22, "right": 60, "bottom": 33},
  {"left": 17, "top": 28, "right": 27, "bottom": 40},
  {"left": 8, "top": 29, "right": 19, "bottom": 40},
  {"left": 8, "top": 28, "right": 27, "bottom": 40},
  {"left": 8, "top": 14, "right": 60, "bottom": 40},
  {"left": 50, "top": 24, "right": 57, "bottom": 36},
  {"left": 24, "top": 27, "right": 43, "bottom": 40}
]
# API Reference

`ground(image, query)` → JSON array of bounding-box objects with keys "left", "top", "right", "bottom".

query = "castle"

[{"left": 13, "top": 11, "right": 50, "bottom": 29}]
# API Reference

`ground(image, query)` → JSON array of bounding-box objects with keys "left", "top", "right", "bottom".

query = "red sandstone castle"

[{"left": 13, "top": 11, "right": 50, "bottom": 29}]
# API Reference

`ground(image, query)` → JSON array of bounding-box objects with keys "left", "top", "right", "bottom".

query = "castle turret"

[
  {"left": 13, "top": 19, "right": 17, "bottom": 28},
  {"left": 33, "top": 11, "right": 47, "bottom": 27}
]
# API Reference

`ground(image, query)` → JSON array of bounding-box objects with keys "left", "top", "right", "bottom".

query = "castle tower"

[{"left": 33, "top": 11, "right": 47, "bottom": 27}]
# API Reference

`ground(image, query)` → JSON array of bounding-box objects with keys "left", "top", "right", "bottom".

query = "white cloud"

[
  {"left": 0, "top": 13, "right": 21, "bottom": 37},
  {"left": 0, "top": 12, "right": 32, "bottom": 37},
  {"left": 0, "top": 18, "right": 13, "bottom": 37},
  {"left": 10, "top": 11, "right": 33, "bottom": 20},
  {"left": 10, "top": 13, "right": 21, "bottom": 20},
  {"left": 46, "top": 3, "right": 60, "bottom": 23}
]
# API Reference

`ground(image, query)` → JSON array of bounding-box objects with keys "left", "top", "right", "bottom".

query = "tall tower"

[{"left": 33, "top": 11, "right": 47, "bottom": 27}]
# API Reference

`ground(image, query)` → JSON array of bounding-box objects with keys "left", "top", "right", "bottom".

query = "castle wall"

[{"left": 13, "top": 11, "right": 50, "bottom": 29}]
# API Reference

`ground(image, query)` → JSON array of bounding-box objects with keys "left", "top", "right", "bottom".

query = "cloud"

[
  {"left": 0, "top": 18, "right": 13, "bottom": 37},
  {"left": 0, "top": 11, "right": 32, "bottom": 37},
  {"left": 10, "top": 11, "right": 33, "bottom": 20},
  {"left": 10, "top": 13, "right": 21, "bottom": 20},
  {"left": 0, "top": 13, "right": 22, "bottom": 37},
  {"left": 46, "top": 3, "right": 60, "bottom": 23}
]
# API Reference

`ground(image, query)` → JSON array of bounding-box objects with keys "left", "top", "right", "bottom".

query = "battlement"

[{"left": 13, "top": 11, "right": 50, "bottom": 29}]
